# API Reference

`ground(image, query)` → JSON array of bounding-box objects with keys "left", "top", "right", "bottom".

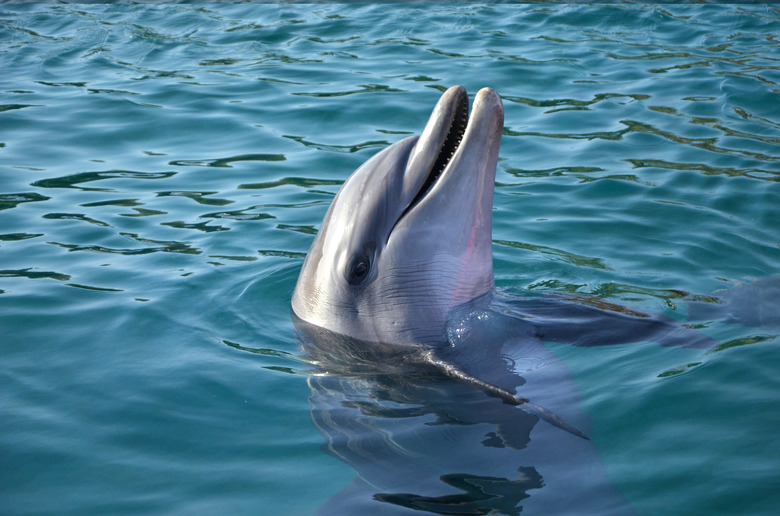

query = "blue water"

[{"left": 1, "top": 4, "right": 779, "bottom": 515}]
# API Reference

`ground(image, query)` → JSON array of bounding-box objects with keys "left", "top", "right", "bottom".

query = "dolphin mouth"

[
  {"left": 421, "top": 92, "right": 469, "bottom": 200},
  {"left": 399, "top": 88, "right": 470, "bottom": 223}
]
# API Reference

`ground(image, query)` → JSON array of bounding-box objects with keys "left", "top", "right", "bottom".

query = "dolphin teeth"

[
  {"left": 429, "top": 91, "right": 468, "bottom": 180},
  {"left": 395, "top": 88, "right": 469, "bottom": 228}
]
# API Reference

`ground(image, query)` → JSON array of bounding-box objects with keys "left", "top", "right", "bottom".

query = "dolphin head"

[{"left": 292, "top": 86, "right": 504, "bottom": 346}]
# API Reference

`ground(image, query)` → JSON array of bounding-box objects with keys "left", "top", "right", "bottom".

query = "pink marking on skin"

[{"left": 451, "top": 197, "right": 487, "bottom": 307}]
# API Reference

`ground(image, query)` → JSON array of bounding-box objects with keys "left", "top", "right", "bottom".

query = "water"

[{"left": 1, "top": 3, "right": 779, "bottom": 515}]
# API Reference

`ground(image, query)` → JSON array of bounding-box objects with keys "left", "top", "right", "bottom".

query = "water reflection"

[
  {"left": 50, "top": 232, "right": 201, "bottom": 256},
  {"left": 31, "top": 170, "right": 176, "bottom": 191},
  {"left": 168, "top": 153, "right": 285, "bottom": 168},
  {"left": 0, "top": 192, "right": 50, "bottom": 211},
  {"left": 295, "top": 311, "right": 634, "bottom": 516}
]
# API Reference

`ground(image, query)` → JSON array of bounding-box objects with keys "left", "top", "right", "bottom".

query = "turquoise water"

[{"left": 2, "top": 3, "right": 779, "bottom": 515}]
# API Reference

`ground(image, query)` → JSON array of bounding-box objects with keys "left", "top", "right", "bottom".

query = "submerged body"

[
  {"left": 293, "top": 289, "right": 713, "bottom": 514},
  {"left": 290, "top": 86, "right": 756, "bottom": 514},
  {"left": 295, "top": 301, "right": 634, "bottom": 515}
]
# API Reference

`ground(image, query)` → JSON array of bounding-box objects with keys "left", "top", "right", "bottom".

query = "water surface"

[{"left": 1, "top": 4, "right": 779, "bottom": 515}]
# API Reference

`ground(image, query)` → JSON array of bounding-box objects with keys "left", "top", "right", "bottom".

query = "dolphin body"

[{"left": 291, "top": 86, "right": 718, "bottom": 515}]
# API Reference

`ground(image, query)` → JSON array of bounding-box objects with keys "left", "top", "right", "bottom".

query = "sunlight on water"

[{"left": 1, "top": 4, "right": 778, "bottom": 516}]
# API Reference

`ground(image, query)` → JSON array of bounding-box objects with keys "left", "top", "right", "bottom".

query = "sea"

[{"left": 1, "top": 3, "right": 778, "bottom": 515}]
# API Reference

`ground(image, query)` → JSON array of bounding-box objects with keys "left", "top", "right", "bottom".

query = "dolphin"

[{"left": 290, "top": 86, "right": 724, "bottom": 515}]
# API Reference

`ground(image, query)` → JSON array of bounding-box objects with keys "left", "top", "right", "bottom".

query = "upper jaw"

[
  {"left": 384, "top": 87, "right": 503, "bottom": 317},
  {"left": 440, "top": 86, "right": 504, "bottom": 186},
  {"left": 395, "top": 86, "right": 468, "bottom": 221},
  {"left": 395, "top": 86, "right": 504, "bottom": 231}
]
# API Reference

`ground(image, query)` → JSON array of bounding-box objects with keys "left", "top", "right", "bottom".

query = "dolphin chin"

[{"left": 292, "top": 85, "right": 503, "bottom": 346}]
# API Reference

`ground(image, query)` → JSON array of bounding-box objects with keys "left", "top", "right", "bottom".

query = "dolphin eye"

[
  {"left": 347, "top": 255, "right": 371, "bottom": 285},
  {"left": 346, "top": 241, "right": 376, "bottom": 285}
]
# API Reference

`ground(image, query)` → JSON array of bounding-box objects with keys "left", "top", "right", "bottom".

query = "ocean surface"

[{"left": 1, "top": 3, "right": 779, "bottom": 515}]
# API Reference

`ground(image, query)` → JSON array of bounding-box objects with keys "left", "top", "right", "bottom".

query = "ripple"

[
  {"left": 257, "top": 250, "right": 307, "bottom": 259},
  {"left": 35, "top": 80, "right": 87, "bottom": 88},
  {"left": 42, "top": 212, "right": 110, "bottom": 227},
  {"left": 202, "top": 207, "right": 275, "bottom": 222},
  {"left": 733, "top": 106, "right": 780, "bottom": 130},
  {"left": 276, "top": 224, "right": 317, "bottom": 235},
  {"left": 657, "top": 362, "right": 703, "bottom": 378},
  {"left": 506, "top": 119, "right": 780, "bottom": 163},
  {"left": 500, "top": 166, "right": 605, "bottom": 180},
  {"left": 208, "top": 254, "right": 257, "bottom": 263},
  {"left": 156, "top": 191, "right": 233, "bottom": 207},
  {"left": 290, "top": 84, "right": 405, "bottom": 98},
  {"left": 50, "top": 232, "right": 200, "bottom": 256},
  {"left": 0, "top": 103, "right": 42, "bottom": 112},
  {"left": 709, "top": 334, "right": 778, "bottom": 353},
  {"left": 161, "top": 221, "right": 229, "bottom": 233},
  {"left": 626, "top": 159, "right": 779, "bottom": 183},
  {"left": 237, "top": 177, "right": 342, "bottom": 191},
  {"left": 282, "top": 135, "right": 390, "bottom": 154},
  {"left": 80, "top": 199, "right": 142, "bottom": 208},
  {"left": 503, "top": 92, "right": 650, "bottom": 112},
  {"left": 495, "top": 239, "right": 612, "bottom": 271},
  {"left": 168, "top": 154, "right": 285, "bottom": 168},
  {"left": 0, "top": 268, "right": 70, "bottom": 281},
  {"left": 31, "top": 171, "right": 177, "bottom": 192},
  {"left": 0, "top": 233, "right": 43, "bottom": 242},
  {"left": 0, "top": 192, "right": 50, "bottom": 211},
  {"left": 120, "top": 208, "right": 167, "bottom": 218},
  {"left": 87, "top": 88, "right": 139, "bottom": 96},
  {"left": 66, "top": 283, "right": 123, "bottom": 293},
  {"left": 223, "top": 339, "right": 299, "bottom": 359},
  {"left": 504, "top": 125, "right": 629, "bottom": 142}
]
